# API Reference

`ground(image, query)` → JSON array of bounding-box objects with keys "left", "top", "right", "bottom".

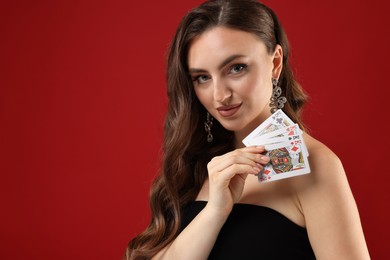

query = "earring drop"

[
  {"left": 204, "top": 112, "right": 213, "bottom": 142},
  {"left": 269, "top": 78, "right": 287, "bottom": 113}
]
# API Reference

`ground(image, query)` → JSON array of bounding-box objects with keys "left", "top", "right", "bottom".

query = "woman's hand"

[{"left": 206, "top": 146, "right": 269, "bottom": 217}]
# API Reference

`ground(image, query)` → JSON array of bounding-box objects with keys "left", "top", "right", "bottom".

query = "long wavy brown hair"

[{"left": 125, "top": 0, "right": 307, "bottom": 259}]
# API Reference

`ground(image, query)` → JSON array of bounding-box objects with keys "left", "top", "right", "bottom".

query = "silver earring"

[
  {"left": 270, "top": 78, "right": 287, "bottom": 113},
  {"left": 204, "top": 112, "right": 213, "bottom": 142}
]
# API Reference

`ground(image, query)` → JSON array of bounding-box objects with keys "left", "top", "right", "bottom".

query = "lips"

[{"left": 216, "top": 103, "right": 242, "bottom": 117}]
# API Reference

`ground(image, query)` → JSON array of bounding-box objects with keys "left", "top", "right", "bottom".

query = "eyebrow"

[{"left": 189, "top": 54, "right": 246, "bottom": 73}]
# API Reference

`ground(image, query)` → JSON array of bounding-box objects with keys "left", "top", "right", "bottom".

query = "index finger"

[{"left": 239, "top": 145, "right": 266, "bottom": 154}]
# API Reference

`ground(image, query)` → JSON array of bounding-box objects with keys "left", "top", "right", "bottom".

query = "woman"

[{"left": 125, "top": 0, "right": 370, "bottom": 259}]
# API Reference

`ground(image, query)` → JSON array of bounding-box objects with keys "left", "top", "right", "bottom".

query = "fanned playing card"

[
  {"left": 242, "top": 109, "right": 295, "bottom": 147},
  {"left": 242, "top": 109, "right": 311, "bottom": 182}
]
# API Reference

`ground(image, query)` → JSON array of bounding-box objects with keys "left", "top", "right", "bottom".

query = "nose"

[{"left": 213, "top": 78, "right": 232, "bottom": 103}]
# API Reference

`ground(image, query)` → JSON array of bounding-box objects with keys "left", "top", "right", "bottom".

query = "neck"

[
  {"left": 234, "top": 132, "right": 246, "bottom": 148},
  {"left": 233, "top": 110, "right": 272, "bottom": 149}
]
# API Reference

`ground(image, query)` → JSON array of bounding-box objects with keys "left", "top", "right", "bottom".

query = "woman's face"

[{"left": 188, "top": 26, "right": 283, "bottom": 142}]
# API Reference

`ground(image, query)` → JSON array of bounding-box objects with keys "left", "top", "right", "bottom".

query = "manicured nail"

[{"left": 261, "top": 156, "right": 270, "bottom": 162}]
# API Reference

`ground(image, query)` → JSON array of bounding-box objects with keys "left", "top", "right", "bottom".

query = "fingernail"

[
  {"left": 256, "top": 146, "right": 264, "bottom": 149},
  {"left": 261, "top": 156, "right": 270, "bottom": 162},
  {"left": 253, "top": 166, "right": 261, "bottom": 172}
]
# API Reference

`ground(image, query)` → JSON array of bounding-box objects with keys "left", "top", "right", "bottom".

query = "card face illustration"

[{"left": 259, "top": 143, "right": 310, "bottom": 182}]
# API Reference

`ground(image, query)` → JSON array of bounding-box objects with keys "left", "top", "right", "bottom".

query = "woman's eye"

[
  {"left": 230, "top": 64, "right": 247, "bottom": 74},
  {"left": 192, "top": 75, "right": 210, "bottom": 84}
]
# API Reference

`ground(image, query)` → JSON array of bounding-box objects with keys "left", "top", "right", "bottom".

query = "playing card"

[
  {"left": 264, "top": 137, "right": 308, "bottom": 158},
  {"left": 250, "top": 134, "right": 302, "bottom": 147},
  {"left": 258, "top": 142, "right": 310, "bottom": 182},
  {"left": 248, "top": 124, "right": 302, "bottom": 145},
  {"left": 242, "top": 109, "right": 311, "bottom": 182},
  {"left": 242, "top": 109, "right": 295, "bottom": 146}
]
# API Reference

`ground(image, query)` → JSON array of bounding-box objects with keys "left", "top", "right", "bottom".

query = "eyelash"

[
  {"left": 191, "top": 63, "right": 248, "bottom": 84},
  {"left": 229, "top": 63, "right": 247, "bottom": 74},
  {"left": 192, "top": 75, "right": 210, "bottom": 84}
]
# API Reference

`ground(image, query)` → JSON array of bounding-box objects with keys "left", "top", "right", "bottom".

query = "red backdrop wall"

[{"left": 1, "top": 0, "right": 388, "bottom": 259}]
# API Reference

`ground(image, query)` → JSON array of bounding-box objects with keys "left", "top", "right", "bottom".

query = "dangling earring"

[
  {"left": 269, "top": 78, "right": 287, "bottom": 113},
  {"left": 204, "top": 112, "right": 213, "bottom": 142}
]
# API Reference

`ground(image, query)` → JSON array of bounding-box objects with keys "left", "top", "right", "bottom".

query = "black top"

[{"left": 180, "top": 201, "right": 316, "bottom": 260}]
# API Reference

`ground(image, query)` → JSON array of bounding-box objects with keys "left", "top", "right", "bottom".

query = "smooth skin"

[{"left": 153, "top": 27, "right": 370, "bottom": 259}]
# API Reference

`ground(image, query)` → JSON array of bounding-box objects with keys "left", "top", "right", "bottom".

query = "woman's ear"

[{"left": 272, "top": 44, "right": 283, "bottom": 78}]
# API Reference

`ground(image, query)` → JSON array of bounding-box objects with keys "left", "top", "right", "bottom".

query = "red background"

[{"left": 1, "top": 0, "right": 389, "bottom": 259}]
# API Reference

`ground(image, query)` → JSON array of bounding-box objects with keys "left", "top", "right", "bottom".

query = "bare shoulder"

[
  {"left": 305, "top": 133, "right": 342, "bottom": 170},
  {"left": 291, "top": 133, "right": 370, "bottom": 259},
  {"left": 291, "top": 133, "right": 352, "bottom": 209},
  {"left": 294, "top": 133, "right": 345, "bottom": 188}
]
